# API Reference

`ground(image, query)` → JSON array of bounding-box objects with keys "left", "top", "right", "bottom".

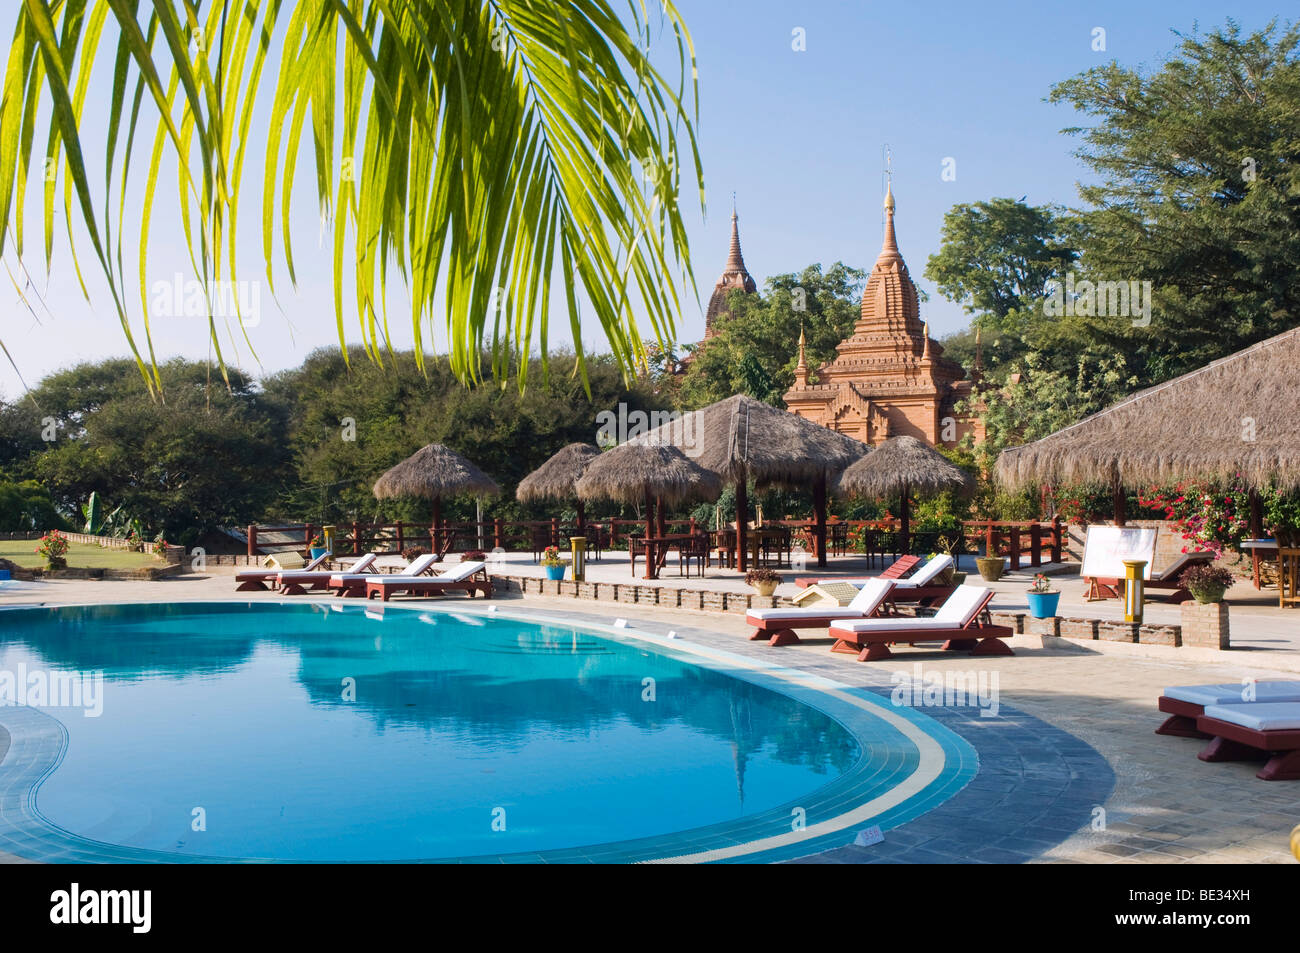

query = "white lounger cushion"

[
  {"left": 748, "top": 578, "right": 893, "bottom": 622},
  {"left": 1150, "top": 551, "right": 1213, "bottom": 582},
  {"left": 1165, "top": 681, "right": 1300, "bottom": 707},
  {"left": 379, "top": 560, "right": 485, "bottom": 584},
  {"left": 829, "top": 617, "right": 963, "bottom": 633},
  {"left": 281, "top": 552, "right": 375, "bottom": 578},
  {"left": 830, "top": 585, "right": 991, "bottom": 634},
  {"left": 1202, "top": 702, "right": 1300, "bottom": 732},
  {"left": 892, "top": 554, "right": 953, "bottom": 588}
]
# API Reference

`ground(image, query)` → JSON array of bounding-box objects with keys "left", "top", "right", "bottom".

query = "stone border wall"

[{"left": 491, "top": 574, "right": 1224, "bottom": 649}]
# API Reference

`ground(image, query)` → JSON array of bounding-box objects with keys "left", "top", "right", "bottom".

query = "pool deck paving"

[{"left": 1, "top": 568, "right": 1297, "bottom": 864}]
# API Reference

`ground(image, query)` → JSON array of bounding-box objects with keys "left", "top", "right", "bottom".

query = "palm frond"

[{"left": 0, "top": 0, "right": 704, "bottom": 396}]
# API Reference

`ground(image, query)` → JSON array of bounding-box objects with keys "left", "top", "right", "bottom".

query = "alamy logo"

[
  {"left": 50, "top": 884, "right": 151, "bottom": 933},
  {"left": 0, "top": 664, "right": 104, "bottom": 717},
  {"left": 149, "top": 272, "right": 262, "bottom": 326},
  {"left": 595, "top": 403, "right": 701, "bottom": 456},
  {"left": 890, "top": 664, "right": 1000, "bottom": 717},
  {"left": 1042, "top": 272, "right": 1152, "bottom": 327}
]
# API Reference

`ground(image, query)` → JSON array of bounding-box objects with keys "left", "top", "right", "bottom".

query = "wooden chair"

[
  {"left": 1280, "top": 548, "right": 1300, "bottom": 609},
  {"left": 530, "top": 525, "right": 553, "bottom": 563},
  {"left": 678, "top": 534, "right": 708, "bottom": 578},
  {"left": 830, "top": 522, "right": 849, "bottom": 557}
]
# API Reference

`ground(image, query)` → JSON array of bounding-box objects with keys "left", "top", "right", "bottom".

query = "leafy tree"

[
  {"left": 1, "top": 2, "right": 704, "bottom": 392},
  {"left": 265, "top": 347, "right": 669, "bottom": 527},
  {"left": 0, "top": 479, "right": 65, "bottom": 532},
  {"left": 26, "top": 360, "right": 290, "bottom": 545},
  {"left": 1049, "top": 20, "right": 1300, "bottom": 382},
  {"left": 677, "top": 263, "right": 865, "bottom": 408}
]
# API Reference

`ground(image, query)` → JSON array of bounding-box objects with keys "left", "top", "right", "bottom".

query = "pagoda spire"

[
  {"left": 881, "top": 179, "right": 899, "bottom": 256},
  {"left": 725, "top": 201, "right": 747, "bottom": 273},
  {"left": 795, "top": 323, "right": 808, "bottom": 385}
]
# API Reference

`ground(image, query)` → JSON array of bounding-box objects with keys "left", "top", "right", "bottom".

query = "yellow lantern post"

[
  {"left": 1122, "top": 558, "right": 1147, "bottom": 623},
  {"left": 322, "top": 524, "right": 336, "bottom": 554},
  {"left": 570, "top": 536, "right": 587, "bottom": 582}
]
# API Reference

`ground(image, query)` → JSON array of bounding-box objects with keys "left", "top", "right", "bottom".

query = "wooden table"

[
  {"left": 1240, "top": 538, "right": 1279, "bottom": 590},
  {"left": 630, "top": 534, "right": 695, "bottom": 579}
]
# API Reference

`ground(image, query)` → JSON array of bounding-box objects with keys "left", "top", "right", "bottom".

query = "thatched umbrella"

[
  {"left": 373, "top": 444, "right": 500, "bottom": 551},
  {"left": 576, "top": 443, "right": 721, "bottom": 578},
  {"left": 997, "top": 327, "right": 1300, "bottom": 529},
  {"left": 630, "top": 395, "right": 865, "bottom": 569},
  {"left": 834, "top": 435, "right": 973, "bottom": 554},
  {"left": 516, "top": 443, "right": 602, "bottom": 530}
]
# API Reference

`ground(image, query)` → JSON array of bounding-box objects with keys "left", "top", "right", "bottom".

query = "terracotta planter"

[
  {"left": 950, "top": 571, "right": 967, "bottom": 586},
  {"left": 975, "top": 556, "right": 1004, "bottom": 582},
  {"left": 752, "top": 580, "right": 778, "bottom": 597}
]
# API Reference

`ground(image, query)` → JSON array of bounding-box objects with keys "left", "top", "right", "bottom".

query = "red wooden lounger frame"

[
  {"left": 746, "top": 583, "right": 894, "bottom": 647},
  {"left": 1195, "top": 714, "right": 1300, "bottom": 781},
  {"left": 365, "top": 569, "right": 493, "bottom": 601},
  {"left": 234, "top": 552, "right": 328, "bottom": 591},
  {"left": 1155, "top": 695, "right": 1214, "bottom": 739},
  {"left": 794, "top": 554, "right": 921, "bottom": 589},
  {"left": 827, "top": 589, "right": 1014, "bottom": 662}
]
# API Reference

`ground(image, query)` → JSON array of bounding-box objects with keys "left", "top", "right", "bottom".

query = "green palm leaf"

[{"left": 1, "top": 0, "right": 704, "bottom": 395}]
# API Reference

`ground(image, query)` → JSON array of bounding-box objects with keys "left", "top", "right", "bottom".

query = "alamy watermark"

[
  {"left": 1042, "top": 272, "right": 1152, "bottom": 327},
  {"left": 1, "top": 663, "right": 104, "bottom": 717},
  {"left": 595, "top": 402, "right": 702, "bottom": 456},
  {"left": 890, "top": 664, "right": 1000, "bottom": 717},
  {"left": 149, "top": 272, "right": 262, "bottom": 327}
]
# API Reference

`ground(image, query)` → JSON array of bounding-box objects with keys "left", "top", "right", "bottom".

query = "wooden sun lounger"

[
  {"left": 1156, "top": 681, "right": 1300, "bottom": 739},
  {"left": 794, "top": 554, "right": 921, "bottom": 589},
  {"left": 328, "top": 553, "right": 440, "bottom": 597},
  {"left": 745, "top": 579, "right": 896, "bottom": 647},
  {"left": 1196, "top": 703, "right": 1300, "bottom": 781},
  {"left": 826, "top": 585, "right": 1014, "bottom": 662},
  {"left": 1088, "top": 551, "right": 1215, "bottom": 603},
  {"left": 365, "top": 561, "right": 492, "bottom": 601},
  {"left": 278, "top": 552, "right": 379, "bottom": 595},
  {"left": 235, "top": 552, "right": 329, "bottom": 591}
]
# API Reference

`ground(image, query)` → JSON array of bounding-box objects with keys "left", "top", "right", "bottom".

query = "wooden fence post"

[
  {"left": 1030, "top": 523, "right": 1042, "bottom": 567},
  {"left": 247, "top": 525, "right": 257, "bottom": 558},
  {"left": 1009, "top": 525, "right": 1021, "bottom": 571},
  {"left": 1051, "top": 516, "right": 1063, "bottom": 563},
  {"left": 352, "top": 521, "right": 361, "bottom": 555}
]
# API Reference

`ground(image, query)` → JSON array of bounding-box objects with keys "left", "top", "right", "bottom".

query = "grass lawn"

[{"left": 0, "top": 540, "right": 163, "bottom": 570}]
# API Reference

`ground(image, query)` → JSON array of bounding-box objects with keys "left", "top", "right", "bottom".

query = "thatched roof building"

[
  {"left": 997, "top": 327, "right": 1300, "bottom": 493},
  {"left": 575, "top": 444, "right": 721, "bottom": 507},
  {"left": 835, "top": 436, "right": 972, "bottom": 498},
  {"left": 373, "top": 444, "right": 501, "bottom": 500},
  {"left": 630, "top": 394, "right": 865, "bottom": 488},
  {"left": 516, "top": 443, "right": 601, "bottom": 502},
  {"left": 629, "top": 394, "right": 866, "bottom": 569}
]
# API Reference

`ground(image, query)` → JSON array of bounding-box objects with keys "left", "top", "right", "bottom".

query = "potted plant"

[
  {"left": 152, "top": 537, "right": 169, "bottom": 558},
  {"left": 975, "top": 554, "right": 1004, "bottom": 582},
  {"left": 1026, "top": 573, "right": 1061, "bottom": 618},
  {"left": 37, "top": 530, "right": 69, "bottom": 570},
  {"left": 308, "top": 533, "right": 329, "bottom": 561},
  {"left": 541, "top": 545, "right": 566, "bottom": 580},
  {"left": 1180, "top": 563, "right": 1235, "bottom": 604},
  {"left": 745, "top": 568, "right": 782, "bottom": 597}
]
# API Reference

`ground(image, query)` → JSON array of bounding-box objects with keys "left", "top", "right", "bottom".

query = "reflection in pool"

[{"left": 0, "top": 603, "right": 896, "bottom": 861}]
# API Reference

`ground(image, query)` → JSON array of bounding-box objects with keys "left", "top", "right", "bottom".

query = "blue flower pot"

[
  {"left": 1026, "top": 591, "right": 1060, "bottom": 619},
  {"left": 310, "top": 547, "right": 329, "bottom": 561},
  {"left": 544, "top": 565, "right": 565, "bottom": 581}
]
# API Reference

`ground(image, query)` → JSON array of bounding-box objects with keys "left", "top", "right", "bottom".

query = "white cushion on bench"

[
  {"left": 1202, "top": 702, "right": 1300, "bottom": 732},
  {"left": 1164, "top": 681, "right": 1300, "bottom": 707}
]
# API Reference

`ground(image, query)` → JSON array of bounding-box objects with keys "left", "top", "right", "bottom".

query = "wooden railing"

[{"left": 246, "top": 515, "right": 1066, "bottom": 567}]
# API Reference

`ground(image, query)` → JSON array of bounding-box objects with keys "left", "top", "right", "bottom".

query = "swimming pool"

[{"left": 0, "top": 602, "right": 976, "bottom": 862}]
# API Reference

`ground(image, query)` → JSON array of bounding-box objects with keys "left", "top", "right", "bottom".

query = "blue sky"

[{"left": 0, "top": 0, "right": 1285, "bottom": 397}]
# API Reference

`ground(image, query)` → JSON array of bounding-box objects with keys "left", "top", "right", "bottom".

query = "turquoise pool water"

[{"left": 0, "top": 602, "right": 971, "bottom": 862}]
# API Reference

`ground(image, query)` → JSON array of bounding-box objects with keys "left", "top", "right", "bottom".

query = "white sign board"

[{"left": 1080, "top": 526, "right": 1157, "bottom": 580}]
